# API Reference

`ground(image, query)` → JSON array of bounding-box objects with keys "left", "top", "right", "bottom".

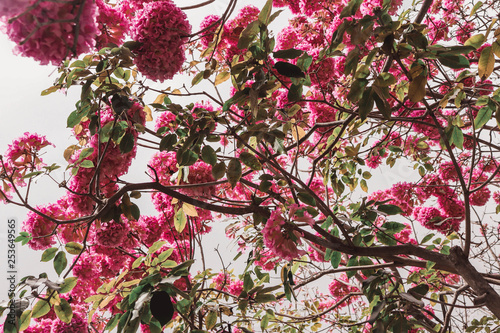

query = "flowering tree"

[{"left": 2, "top": 0, "right": 500, "bottom": 331}]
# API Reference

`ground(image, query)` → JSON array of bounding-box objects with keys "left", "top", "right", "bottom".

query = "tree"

[{"left": 1, "top": 0, "right": 500, "bottom": 331}]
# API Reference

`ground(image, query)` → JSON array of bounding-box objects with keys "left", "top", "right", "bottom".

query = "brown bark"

[{"left": 448, "top": 246, "right": 500, "bottom": 318}]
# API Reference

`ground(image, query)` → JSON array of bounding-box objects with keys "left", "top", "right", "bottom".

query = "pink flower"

[
  {"left": 130, "top": 1, "right": 191, "bottom": 81},
  {"left": 95, "top": 0, "right": 129, "bottom": 48},
  {"left": 0, "top": 0, "right": 31, "bottom": 18},
  {"left": 5, "top": 0, "right": 97, "bottom": 65},
  {"left": 52, "top": 310, "right": 88, "bottom": 333},
  {"left": 199, "top": 15, "right": 221, "bottom": 48},
  {"left": 95, "top": 220, "right": 129, "bottom": 247},
  {"left": 262, "top": 209, "right": 305, "bottom": 261},
  {"left": 328, "top": 273, "right": 361, "bottom": 307},
  {"left": 469, "top": 186, "right": 490, "bottom": 206}
]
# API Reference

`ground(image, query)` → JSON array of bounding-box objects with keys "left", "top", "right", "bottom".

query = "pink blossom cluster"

[
  {"left": 211, "top": 273, "right": 244, "bottom": 296},
  {"left": 1, "top": 132, "right": 53, "bottom": 192},
  {"left": 148, "top": 150, "right": 216, "bottom": 198},
  {"left": 66, "top": 101, "right": 145, "bottom": 214},
  {"left": 130, "top": 0, "right": 191, "bottom": 81},
  {"left": 95, "top": 0, "right": 129, "bottom": 49},
  {"left": 199, "top": 14, "right": 221, "bottom": 48},
  {"left": 262, "top": 209, "right": 305, "bottom": 261},
  {"left": 199, "top": 6, "right": 259, "bottom": 62},
  {"left": 95, "top": 220, "right": 130, "bottom": 247},
  {"left": 5, "top": 0, "right": 98, "bottom": 65},
  {"left": 328, "top": 273, "right": 361, "bottom": 307},
  {"left": 0, "top": 0, "right": 32, "bottom": 19}
]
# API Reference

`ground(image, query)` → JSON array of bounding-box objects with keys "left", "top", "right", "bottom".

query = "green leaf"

[
  {"left": 174, "top": 207, "right": 187, "bottom": 233},
  {"left": 254, "top": 293, "right": 276, "bottom": 303},
  {"left": 376, "top": 231, "right": 397, "bottom": 246},
  {"left": 346, "top": 256, "right": 359, "bottom": 279},
  {"left": 373, "top": 86, "right": 392, "bottom": 120},
  {"left": 59, "top": 277, "right": 78, "bottom": 294},
  {"left": 380, "top": 222, "right": 406, "bottom": 234},
  {"left": 31, "top": 299, "right": 51, "bottom": 318},
  {"left": 205, "top": 310, "right": 217, "bottom": 330},
  {"left": 258, "top": 0, "right": 273, "bottom": 24},
  {"left": 41, "top": 85, "right": 60, "bottom": 96},
  {"left": 237, "top": 20, "right": 260, "bottom": 49},
  {"left": 273, "top": 48, "right": 303, "bottom": 59},
  {"left": 178, "top": 150, "right": 198, "bottom": 166},
  {"left": 347, "top": 79, "right": 368, "bottom": 103},
  {"left": 377, "top": 204, "right": 403, "bottom": 215},
  {"left": 374, "top": 72, "right": 396, "bottom": 87},
  {"left": 3, "top": 317, "right": 17, "bottom": 333},
  {"left": 22, "top": 171, "right": 44, "bottom": 179},
  {"left": 119, "top": 132, "right": 135, "bottom": 154},
  {"left": 79, "top": 160, "right": 95, "bottom": 168},
  {"left": 54, "top": 298, "right": 73, "bottom": 324},
  {"left": 67, "top": 107, "right": 90, "bottom": 128},
  {"left": 239, "top": 152, "right": 263, "bottom": 170},
  {"left": 420, "top": 233, "right": 435, "bottom": 244},
  {"left": 474, "top": 107, "right": 493, "bottom": 128},
  {"left": 438, "top": 54, "right": 470, "bottom": 69},
  {"left": 405, "top": 30, "right": 428, "bottom": 49},
  {"left": 227, "top": 159, "right": 242, "bottom": 188},
  {"left": 159, "top": 134, "right": 177, "bottom": 151},
  {"left": 464, "top": 33, "right": 486, "bottom": 49},
  {"left": 65, "top": 242, "right": 83, "bottom": 255},
  {"left": 274, "top": 61, "right": 305, "bottom": 78},
  {"left": 41, "top": 247, "right": 58, "bottom": 262},
  {"left": 358, "top": 87, "right": 374, "bottom": 120},
  {"left": 104, "top": 314, "right": 121, "bottom": 331},
  {"left": 344, "top": 47, "right": 361, "bottom": 76},
  {"left": 243, "top": 272, "right": 254, "bottom": 292},
  {"left": 340, "top": 0, "right": 363, "bottom": 18},
  {"left": 78, "top": 147, "right": 94, "bottom": 160},
  {"left": 191, "top": 71, "right": 204, "bottom": 87},
  {"left": 297, "top": 192, "right": 317, "bottom": 206},
  {"left": 408, "top": 284, "right": 429, "bottom": 299},
  {"left": 201, "top": 146, "right": 217, "bottom": 166},
  {"left": 330, "top": 251, "right": 342, "bottom": 269},
  {"left": 287, "top": 83, "right": 303, "bottom": 102},
  {"left": 212, "top": 162, "right": 226, "bottom": 180},
  {"left": 53, "top": 251, "right": 67, "bottom": 276},
  {"left": 450, "top": 125, "right": 464, "bottom": 149}
]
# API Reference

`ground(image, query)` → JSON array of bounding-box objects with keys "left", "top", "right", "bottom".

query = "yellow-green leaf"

[
  {"left": 59, "top": 277, "right": 78, "bottom": 294},
  {"left": 478, "top": 46, "right": 495, "bottom": 80},
  {"left": 19, "top": 309, "right": 32, "bottom": 331},
  {"left": 174, "top": 207, "right": 187, "bottom": 233},
  {"left": 239, "top": 152, "right": 263, "bottom": 171},
  {"left": 148, "top": 240, "right": 167, "bottom": 254},
  {"left": 215, "top": 72, "right": 230, "bottom": 86},
  {"left": 54, "top": 298, "right": 73, "bottom": 324},
  {"left": 183, "top": 202, "right": 199, "bottom": 217},
  {"left": 408, "top": 75, "right": 427, "bottom": 103},
  {"left": 205, "top": 310, "right": 217, "bottom": 330},
  {"left": 492, "top": 41, "right": 500, "bottom": 58},
  {"left": 41, "top": 247, "right": 58, "bottom": 262},
  {"left": 32, "top": 300, "right": 51, "bottom": 318},
  {"left": 464, "top": 34, "right": 485, "bottom": 49},
  {"left": 227, "top": 159, "right": 242, "bottom": 188},
  {"left": 65, "top": 242, "right": 83, "bottom": 255}
]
